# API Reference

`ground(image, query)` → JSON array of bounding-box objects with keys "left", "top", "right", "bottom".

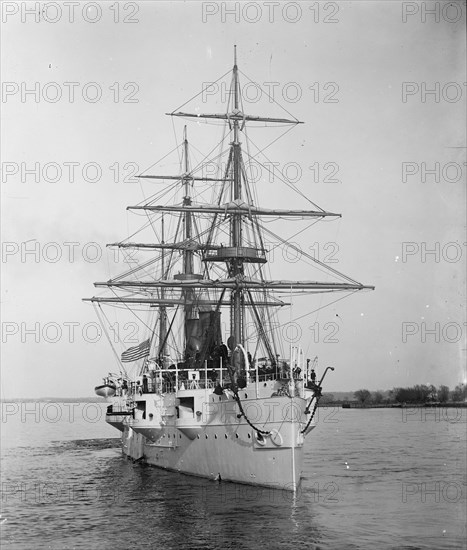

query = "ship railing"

[
  {"left": 124, "top": 362, "right": 307, "bottom": 398},
  {"left": 128, "top": 366, "right": 228, "bottom": 395},
  {"left": 177, "top": 378, "right": 217, "bottom": 391},
  {"left": 251, "top": 372, "right": 302, "bottom": 382},
  {"left": 176, "top": 365, "right": 223, "bottom": 391}
]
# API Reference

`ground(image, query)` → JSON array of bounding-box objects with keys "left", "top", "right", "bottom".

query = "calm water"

[{"left": 1, "top": 403, "right": 466, "bottom": 549}]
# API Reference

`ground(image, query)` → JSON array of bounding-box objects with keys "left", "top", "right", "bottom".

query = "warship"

[{"left": 86, "top": 48, "right": 373, "bottom": 491}]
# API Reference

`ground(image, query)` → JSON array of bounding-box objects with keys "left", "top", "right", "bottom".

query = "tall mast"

[
  {"left": 231, "top": 44, "right": 243, "bottom": 348},
  {"left": 182, "top": 126, "right": 196, "bottom": 357},
  {"left": 183, "top": 125, "right": 193, "bottom": 275},
  {"left": 158, "top": 214, "right": 167, "bottom": 362}
]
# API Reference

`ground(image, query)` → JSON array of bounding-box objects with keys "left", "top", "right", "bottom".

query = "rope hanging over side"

[
  {"left": 233, "top": 387, "right": 271, "bottom": 436},
  {"left": 225, "top": 363, "right": 270, "bottom": 436},
  {"left": 301, "top": 389, "right": 322, "bottom": 434}
]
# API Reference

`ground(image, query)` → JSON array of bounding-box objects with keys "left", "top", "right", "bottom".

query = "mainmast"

[
  {"left": 180, "top": 126, "right": 198, "bottom": 357},
  {"left": 231, "top": 45, "right": 244, "bottom": 349},
  {"left": 158, "top": 215, "right": 167, "bottom": 363}
]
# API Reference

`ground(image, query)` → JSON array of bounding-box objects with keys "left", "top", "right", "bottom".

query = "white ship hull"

[{"left": 107, "top": 379, "right": 316, "bottom": 490}]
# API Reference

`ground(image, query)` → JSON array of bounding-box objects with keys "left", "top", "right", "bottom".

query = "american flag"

[{"left": 121, "top": 339, "right": 150, "bottom": 363}]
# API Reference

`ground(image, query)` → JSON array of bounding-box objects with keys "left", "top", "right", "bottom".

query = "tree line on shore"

[{"left": 320, "top": 383, "right": 467, "bottom": 405}]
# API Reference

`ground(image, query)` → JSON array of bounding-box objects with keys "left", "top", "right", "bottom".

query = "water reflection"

[{"left": 112, "top": 463, "right": 324, "bottom": 550}]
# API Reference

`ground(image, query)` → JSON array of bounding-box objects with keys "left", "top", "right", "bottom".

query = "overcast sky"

[{"left": 1, "top": 1, "right": 466, "bottom": 398}]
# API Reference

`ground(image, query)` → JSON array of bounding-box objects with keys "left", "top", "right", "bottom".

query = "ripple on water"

[{"left": 1, "top": 409, "right": 465, "bottom": 550}]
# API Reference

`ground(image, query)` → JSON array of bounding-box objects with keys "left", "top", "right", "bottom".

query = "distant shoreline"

[{"left": 321, "top": 402, "right": 467, "bottom": 408}]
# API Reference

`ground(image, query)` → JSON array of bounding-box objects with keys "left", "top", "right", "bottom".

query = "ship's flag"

[{"left": 121, "top": 339, "right": 150, "bottom": 362}]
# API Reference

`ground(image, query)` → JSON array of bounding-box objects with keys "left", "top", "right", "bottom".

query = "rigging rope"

[
  {"left": 256, "top": 221, "right": 362, "bottom": 285},
  {"left": 169, "top": 68, "right": 232, "bottom": 114},
  {"left": 94, "top": 303, "right": 128, "bottom": 377},
  {"left": 239, "top": 69, "right": 300, "bottom": 123}
]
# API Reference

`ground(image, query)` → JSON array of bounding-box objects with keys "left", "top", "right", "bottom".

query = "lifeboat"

[{"left": 94, "top": 381, "right": 117, "bottom": 398}]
